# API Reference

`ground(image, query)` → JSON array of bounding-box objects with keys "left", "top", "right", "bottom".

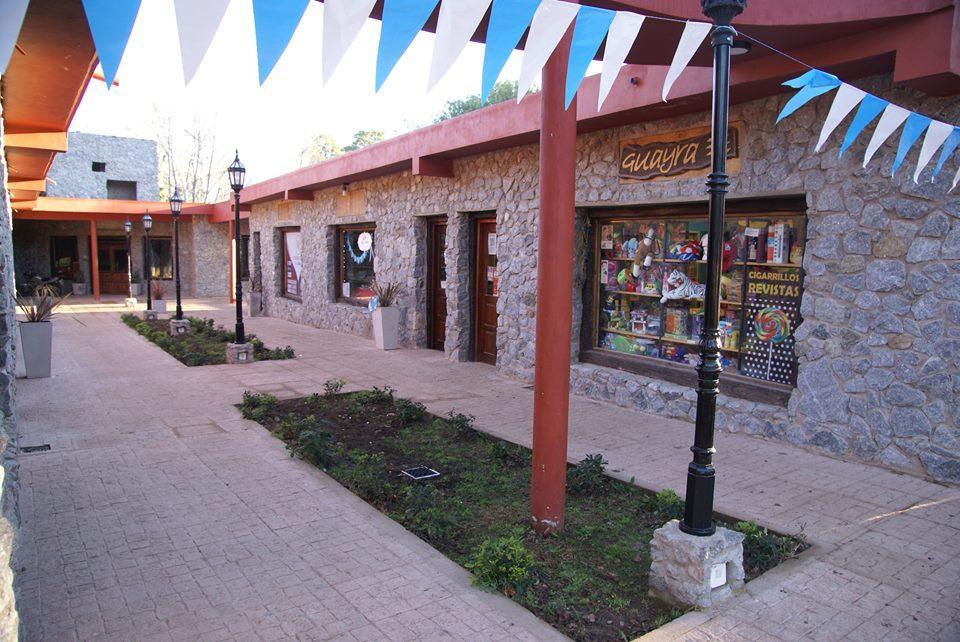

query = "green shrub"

[
  {"left": 488, "top": 439, "right": 530, "bottom": 466},
  {"left": 323, "top": 378, "right": 346, "bottom": 397},
  {"left": 276, "top": 412, "right": 318, "bottom": 441},
  {"left": 334, "top": 450, "right": 393, "bottom": 502},
  {"left": 288, "top": 426, "right": 337, "bottom": 468},
  {"left": 732, "top": 520, "right": 804, "bottom": 572},
  {"left": 447, "top": 412, "right": 477, "bottom": 440},
  {"left": 241, "top": 392, "right": 278, "bottom": 421},
  {"left": 466, "top": 534, "right": 536, "bottom": 596},
  {"left": 400, "top": 484, "right": 463, "bottom": 544},
  {"left": 566, "top": 454, "right": 608, "bottom": 495},
  {"left": 395, "top": 399, "right": 427, "bottom": 424},
  {"left": 642, "top": 489, "right": 685, "bottom": 520}
]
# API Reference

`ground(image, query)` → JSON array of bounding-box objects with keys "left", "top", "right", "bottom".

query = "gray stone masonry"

[
  {"left": 649, "top": 520, "right": 745, "bottom": 609},
  {"left": 46, "top": 132, "right": 158, "bottom": 200},
  {"left": 168, "top": 319, "right": 190, "bottom": 336},
  {"left": 249, "top": 73, "right": 960, "bottom": 484},
  {"left": 226, "top": 342, "right": 254, "bottom": 364}
]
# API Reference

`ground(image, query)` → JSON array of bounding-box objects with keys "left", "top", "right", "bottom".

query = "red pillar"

[
  {"left": 530, "top": 25, "right": 577, "bottom": 535},
  {"left": 89, "top": 219, "right": 100, "bottom": 301}
]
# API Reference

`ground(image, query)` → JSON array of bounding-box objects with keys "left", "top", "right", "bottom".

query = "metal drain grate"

[
  {"left": 401, "top": 466, "right": 440, "bottom": 480},
  {"left": 21, "top": 444, "right": 51, "bottom": 453}
]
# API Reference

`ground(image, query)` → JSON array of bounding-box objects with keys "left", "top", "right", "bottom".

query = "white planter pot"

[
  {"left": 151, "top": 300, "right": 168, "bottom": 314},
  {"left": 247, "top": 292, "right": 264, "bottom": 317},
  {"left": 19, "top": 321, "right": 52, "bottom": 379},
  {"left": 130, "top": 283, "right": 141, "bottom": 297},
  {"left": 372, "top": 307, "right": 401, "bottom": 350},
  {"left": 71, "top": 283, "right": 87, "bottom": 296}
]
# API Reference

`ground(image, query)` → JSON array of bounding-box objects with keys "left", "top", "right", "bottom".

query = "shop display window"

[
  {"left": 336, "top": 224, "right": 376, "bottom": 304},
  {"left": 589, "top": 208, "right": 805, "bottom": 387}
]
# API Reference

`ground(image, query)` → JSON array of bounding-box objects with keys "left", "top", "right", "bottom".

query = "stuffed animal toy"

[
  {"left": 631, "top": 228, "right": 659, "bottom": 277},
  {"left": 701, "top": 234, "right": 736, "bottom": 272},
  {"left": 660, "top": 269, "right": 706, "bottom": 302},
  {"left": 667, "top": 239, "right": 704, "bottom": 262}
]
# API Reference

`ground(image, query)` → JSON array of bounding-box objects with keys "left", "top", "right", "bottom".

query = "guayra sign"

[{"left": 619, "top": 125, "right": 740, "bottom": 181}]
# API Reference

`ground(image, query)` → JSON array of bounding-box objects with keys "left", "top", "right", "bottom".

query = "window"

[
  {"left": 142, "top": 237, "right": 173, "bottom": 280},
  {"left": 281, "top": 228, "right": 302, "bottom": 299},
  {"left": 91, "top": 162, "right": 106, "bottom": 172},
  {"left": 336, "top": 224, "right": 375, "bottom": 304},
  {"left": 585, "top": 201, "right": 806, "bottom": 398},
  {"left": 50, "top": 236, "right": 79, "bottom": 280},
  {"left": 240, "top": 235, "right": 250, "bottom": 280},
  {"left": 107, "top": 179, "right": 137, "bottom": 200}
]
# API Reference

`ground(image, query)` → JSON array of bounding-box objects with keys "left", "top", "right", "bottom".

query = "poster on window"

[
  {"left": 284, "top": 231, "right": 302, "bottom": 297},
  {"left": 740, "top": 266, "right": 802, "bottom": 385}
]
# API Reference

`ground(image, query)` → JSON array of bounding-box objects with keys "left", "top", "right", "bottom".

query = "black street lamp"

[
  {"left": 143, "top": 213, "right": 153, "bottom": 311},
  {"left": 124, "top": 219, "right": 134, "bottom": 300},
  {"left": 228, "top": 151, "right": 247, "bottom": 344},
  {"left": 681, "top": 0, "right": 747, "bottom": 537},
  {"left": 170, "top": 187, "right": 184, "bottom": 320}
]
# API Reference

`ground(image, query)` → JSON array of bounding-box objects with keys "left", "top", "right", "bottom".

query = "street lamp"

[
  {"left": 228, "top": 151, "right": 246, "bottom": 344},
  {"left": 143, "top": 213, "right": 153, "bottom": 312},
  {"left": 170, "top": 187, "right": 184, "bottom": 320},
  {"left": 680, "top": 0, "right": 747, "bottom": 537},
  {"left": 124, "top": 219, "right": 134, "bottom": 301}
]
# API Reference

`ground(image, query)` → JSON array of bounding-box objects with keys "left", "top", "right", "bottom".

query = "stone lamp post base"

[
  {"left": 648, "top": 519, "right": 745, "bottom": 609},
  {"left": 169, "top": 319, "right": 190, "bottom": 337},
  {"left": 125, "top": 297, "right": 138, "bottom": 308},
  {"left": 226, "top": 342, "right": 254, "bottom": 365},
  {"left": 144, "top": 310, "right": 159, "bottom": 322}
]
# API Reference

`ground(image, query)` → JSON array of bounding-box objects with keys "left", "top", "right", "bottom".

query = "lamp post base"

[
  {"left": 226, "top": 342, "right": 254, "bottom": 365},
  {"left": 648, "top": 519, "right": 745, "bottom": 609},
  {"left": 169, "top": 319, "right": 190, "bottom": 337},
  {"left": 144, "top": 310, "right": 159, "bottom": 322}
]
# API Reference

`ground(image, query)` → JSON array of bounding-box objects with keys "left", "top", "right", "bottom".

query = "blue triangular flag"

[
  {"left": 481, "top": 0, "right": 540, "bottom": 102},
  {"left": 891, "top": 113, "right": 931, "bottom": 176},
  {"left": 932, "top": 127, "right": 960, "bottom": 178},
  {"left": 565, "top": 6, "right": 616, "bottom": 108},
  {"left": 776, "top": 69, "right": 840, "bottom": 123},
  {"left": 838, "top": 94, "right": 887, "bottom": 158},
  {"left": 376, "top": 0, "right": 440, "bottom": 91},
  {"left": 80, "top": 0, "right": 143, "bottom": 88},
  {"left": 252, "top": 0, "right": 309, "bottom": 85}
]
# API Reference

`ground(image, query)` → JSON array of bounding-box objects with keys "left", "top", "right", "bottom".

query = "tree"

[
  {"left": 299, "top": 134, "right": 342, "bottom": 167},
  {"left": 343, "top": 129, "right": 385, "bottom": 152},
  {"left": 154, "top": 111, "right": 229, "bottom": 203},
  {"left": 433, "top": 80, "right": 519, "bottom": 123}
]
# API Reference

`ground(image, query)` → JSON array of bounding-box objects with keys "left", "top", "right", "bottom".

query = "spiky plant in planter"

[
  {"left": 370, "top": 280, "right": 402, "bottom": 350},
  {"left": 16, "top": 285, "right": 68, "bottom": 378}
]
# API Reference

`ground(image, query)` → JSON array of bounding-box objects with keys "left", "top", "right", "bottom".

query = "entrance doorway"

[
  {"left": 427, "top": 217, "right": 447, "bottom": 351},
  {"left": 473, "top": 216, "right": 498, "bottom": 365},
  {"left": 97, "top": 238, "right": 130, "bottom": 295}
]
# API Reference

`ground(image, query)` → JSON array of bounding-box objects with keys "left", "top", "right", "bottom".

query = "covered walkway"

[{"left": 14, "top": 299, "right": 960, "bottom": 640}]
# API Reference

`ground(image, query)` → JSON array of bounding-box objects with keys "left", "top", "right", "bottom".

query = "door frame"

[
  {"left": 426, "top": 216, "right": 448, "bottom": 351},
  {"left": 471, "top": 213, "right": 497, "bottom": 364}
]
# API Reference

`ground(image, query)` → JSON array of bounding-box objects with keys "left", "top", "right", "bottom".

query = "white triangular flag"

[
  {"left": 913, "top": 120, "right": 954, "bottom": 182},
  {"left": 173, "top": 0, "right": 231, "bottom": 84},
  {"left": 662, "top": 21, "right": 710, "bottom": 102},
  {"left": 863, "top": 103, "right": 910, "bottom": 168},
  {"left": 952, "top": 165, "right": 960, "bottom": 192},
  {"left": 597, "top": 12, "right": 644, "bottom": 110},
  {"left": 0, "top": 0, "right": 29, "bottom": 76},
  {"left": 516, "top": 0, "right": 580, "bottom": 102},
  {"left": 428, "top": 0, "right": 492, "bottom": 90},
  {"left": 814, "top": 83, "right": 865, "bottom": 152},
  {"left": 322, "top": 0, "right": 377, "bottom": 84}
]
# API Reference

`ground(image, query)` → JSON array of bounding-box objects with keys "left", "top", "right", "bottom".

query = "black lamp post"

[
  {"left": 228, "top": 151, "right": 246, "bottom": 344},
  {"left": 170, "top": 187, "right": 184, "bottom": 320},
  {"left": 143, "top": 213, "right": 153, "bottom": 311},
  {"left": 680, "top": 0, "right": 746, "bottom": 537},
  {"left": 124, "top": 219, "right": 133, "bottom": 300}
]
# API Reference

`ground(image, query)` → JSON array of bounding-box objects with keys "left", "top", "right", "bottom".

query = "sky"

[{"left": 70, "top": 0, "right": 533, "bottom": 185}]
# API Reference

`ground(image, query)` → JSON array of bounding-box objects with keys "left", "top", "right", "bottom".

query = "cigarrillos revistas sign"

[{"left": 619, "top": 124, "right": 741, "bottom": 181}]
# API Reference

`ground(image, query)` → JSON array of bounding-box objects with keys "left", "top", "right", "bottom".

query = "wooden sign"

[{"left": 619, "top": 124, "right": 740, "bottom": 182}]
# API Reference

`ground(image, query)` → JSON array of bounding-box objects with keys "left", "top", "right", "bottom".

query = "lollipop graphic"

[{"left": 754, "top": 306, "right": 791, "bottom": 379}]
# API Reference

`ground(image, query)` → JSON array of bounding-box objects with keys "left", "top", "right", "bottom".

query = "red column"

[
  {"left": 530, "top": 25, "right": 577, "bottom": 535},
  {"left": 89, "top": 219, "right": 100, "bottom": 301}
]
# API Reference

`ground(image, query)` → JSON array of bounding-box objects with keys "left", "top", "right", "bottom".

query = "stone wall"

[
  {"left": 46, "top": 132, "right": 158, "bottom": 201},
  {"left": 250, "top": 74, "right": 959, "bottom": 484},
  {"left": 0, "top": 92, "right": 22, "bottom": 637}
]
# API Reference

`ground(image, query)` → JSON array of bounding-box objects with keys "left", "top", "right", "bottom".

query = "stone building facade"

[
  {"left": 46, "top": 132, "right": 159, "bottom": 201},
  {"left": 248, "top": 74, "right": 960, "bottom": 484}
]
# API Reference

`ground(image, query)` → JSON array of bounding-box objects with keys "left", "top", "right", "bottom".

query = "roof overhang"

[{"left": 11, "top": 196, "right": 213, "bottom": 222}]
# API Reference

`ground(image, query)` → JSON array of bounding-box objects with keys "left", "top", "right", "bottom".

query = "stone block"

[
  {"left": 144, "top": 310, "right": 158, "bottom": 322},
  {"left": 168, "top": 319, "right": 190, "bottom": 337},
  {"left": 226, "top": 342, "right": 254, "bottom": 365},
  {"left": 124, "top": 297, "right": 138, "bottom": 308},
  {"left": 649, "top": 520, "right": 745, "bottom": 609}
]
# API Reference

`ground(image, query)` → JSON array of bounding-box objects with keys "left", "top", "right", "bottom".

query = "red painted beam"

[
  {"left": 208, "top": 201, "right": 251, "bottom": 224},
  {"left": 530, "top": 25, "right": 577, "bottom": 536},
  {"left": 284, "top": 189, "right": 314, "bottom": 201},
  {"left": 412, "top": 156, "right": 454, "bottom": 178},
  {"left": 13, "top": 211, "right": 178, "bottom": 222}
]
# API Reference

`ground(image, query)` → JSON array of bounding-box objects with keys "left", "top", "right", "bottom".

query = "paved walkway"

[{"left": 15, "top": 298, "right": 960, "bottom": 641}]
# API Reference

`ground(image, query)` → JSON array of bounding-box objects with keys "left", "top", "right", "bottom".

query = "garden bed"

[
  {"left": 241, "top": 385, "right": 806, "bottom": 641},
  {"left": 121, "top": 314, "right": 295, "bottom": 366}
]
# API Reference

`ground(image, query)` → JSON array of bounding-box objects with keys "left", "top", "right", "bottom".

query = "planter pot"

[
  {"left": 71, "top": 282, "right": 87, "bottom": 296},
  {"left": 19, "top": 321, "right": 52, "bottom": 379},
  {"left": 130, "top": 283, "right": 141, "bottom": 297},
  {"left": 247, "top": 292, "right": 264, "bottom": 317},
  {"left": 372, "top": 306, "right": 401, "bottom": 350},
  {"left": 151, "top": 300, "right": 168, "bottom": 314}
]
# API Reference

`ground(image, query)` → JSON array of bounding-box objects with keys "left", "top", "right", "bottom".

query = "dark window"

[
  {"left": 92, "top": 162, "right": 106, "bottom": 172},
  {"left": 142, "top": 237, "right": 173, "bottom": 280},
  {"left": 240, "top": 235, "right": 250, "bottom": 280},
  {"left": 281, "top": 228, "right": 302, "bottom": 300},
  {"left": 50, "top": 236, "right": 79, "bottom": 280},
  {"left": 107, "top": 180, "right": 137, "bottom": 200},
  {"left": 336, "top": 224, "right": 375, "bottom": 304}
]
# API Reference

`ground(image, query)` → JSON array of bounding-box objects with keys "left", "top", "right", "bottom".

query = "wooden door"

[
  {"left": 427, "top": 218, "right": 447, "bottom": 350},
  {"left": 98, "top": 240, "right": 130, "bottom": 295},
  {"left": 473, "top": 218, "right": 498, "bottom": 365}
]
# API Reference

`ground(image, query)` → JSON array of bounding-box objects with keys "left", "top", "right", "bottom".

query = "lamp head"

[
  {"left": 228, "top": 151, "right": 246, "bottom": 192},
  {"left": 170, "top": 186, "right": 183, "bottom": 216},
  {"left": 124, "top": 219, "right": 132, "bottom": 235},
  {"left": 142, "top": 213, "right": 153, "bottom": 232}
]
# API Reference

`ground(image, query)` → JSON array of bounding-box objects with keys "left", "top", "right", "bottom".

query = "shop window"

[
  {"left": 50, "top": 236, "right": 79, "bottom": 280},
  {"left": 107, "top": 179, "right": 137, "bottom": 200},
  {"left": 336, "top": 224, "right": 375, "bottom": 304},
  {"left": 142, "top": 237, "right": 173, "bottom": 279},
  {"left": 91, "top": 162, "right": 106, "bottom": 172},
  {"left": 281, "top": 228, "right": 302, "bottom": 300},
  {"left": 585, "top": 201, "right": 806, "bottom": 398}
]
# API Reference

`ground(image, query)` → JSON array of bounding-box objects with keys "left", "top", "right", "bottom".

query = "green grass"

[
  {"left": 121, "top": 314, "right": 294, "bottom": 366},
  {"left": 241, "top": 387, "right": 807, "bottom": 641}
]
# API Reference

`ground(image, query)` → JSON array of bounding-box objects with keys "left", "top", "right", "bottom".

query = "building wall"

[
  {"left": 249, "top": 74, "right": 960, "bottom": 484},
  {"left": 45, "top": 132, "right": 159, "bottom": 201}
]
